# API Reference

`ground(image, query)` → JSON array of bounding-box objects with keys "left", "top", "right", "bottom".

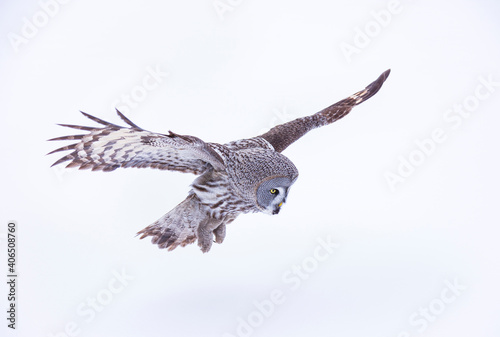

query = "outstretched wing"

[
  {"left": 48, "top": 110, "right": 225, "bottom": 174},
  {"left": 259, "top": 69, "right": 391, "bottom": 153}
]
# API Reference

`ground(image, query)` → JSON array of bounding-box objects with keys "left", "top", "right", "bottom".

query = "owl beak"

[{"left": 272, "top": 202, "right": 284, "bottom": 215}]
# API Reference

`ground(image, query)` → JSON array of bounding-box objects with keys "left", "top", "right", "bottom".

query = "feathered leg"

[{"left": 137, "top": 194, "right": 202, "bottom": 251}]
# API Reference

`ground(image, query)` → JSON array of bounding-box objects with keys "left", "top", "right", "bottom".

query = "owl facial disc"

[{"left": 256, "top": 177, "right": 294, "bottom": 215}]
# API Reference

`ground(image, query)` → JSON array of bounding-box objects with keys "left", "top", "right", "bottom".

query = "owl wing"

[
  {"left": 258, "top": 69, "right": 391, "bottom": 153},
  {"left": 48, "top": 110, "right": 225, "bottom": 174}
]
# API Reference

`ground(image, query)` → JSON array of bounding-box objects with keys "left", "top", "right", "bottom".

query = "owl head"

[
  {"left": 226, "top": 149, "right": 299, "bottom": 215},
  {"left": 255, "top": 175, "right": 296, "bottom": 215}
]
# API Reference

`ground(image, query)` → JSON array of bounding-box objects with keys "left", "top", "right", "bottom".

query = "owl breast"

[
  {"left": 191, "top": 142, "right": 298, "bottom": 218},
  {"left": 191, "top": 168, "right": 257, "bottom": 218}
]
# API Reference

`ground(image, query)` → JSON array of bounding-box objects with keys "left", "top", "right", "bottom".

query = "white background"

[{"left": 1, "top": 0, "right": 500, "bottom": 336}]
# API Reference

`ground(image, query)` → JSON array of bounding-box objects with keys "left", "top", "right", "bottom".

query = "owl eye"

[{"left": 270, "top": 188, "right": 279, "bottom": 194}]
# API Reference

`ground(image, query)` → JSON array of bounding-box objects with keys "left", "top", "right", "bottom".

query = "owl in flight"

[{"left": 49, "top": 69, "right": 390, "bottom": 253}]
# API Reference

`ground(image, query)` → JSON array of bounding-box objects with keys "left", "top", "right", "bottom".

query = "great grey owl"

[{"left": 48, "top": 69, "right": 390, "bottom": 252}]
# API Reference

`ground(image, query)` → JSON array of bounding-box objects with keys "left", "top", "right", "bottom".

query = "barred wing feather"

[{"left": 48, "top": 110, "right": 224, "bottom": 174}]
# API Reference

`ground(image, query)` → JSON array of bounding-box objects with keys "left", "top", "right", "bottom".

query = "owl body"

[
  {"left": 194, "top": 137, "right": 298, "bottom": 216},
  {"left": 191, "top": 166, "right": 253, "bottom": 217},
  {"left": 48, "top": 70, "right": 390, "bottom": 253}
]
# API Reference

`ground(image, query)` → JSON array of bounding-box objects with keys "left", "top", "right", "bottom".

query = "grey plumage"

[{"left": 48, "top": 69, "right": 390, "bottom": 253}]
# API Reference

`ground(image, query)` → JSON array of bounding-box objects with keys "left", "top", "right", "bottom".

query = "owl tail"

[{"left": 136, "top": 194, "right": 228, "bottom": 253}]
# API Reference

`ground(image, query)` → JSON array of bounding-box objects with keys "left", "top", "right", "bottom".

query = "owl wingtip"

[{"left": 378, "top": 69, "right": 391, "bottom": 83}]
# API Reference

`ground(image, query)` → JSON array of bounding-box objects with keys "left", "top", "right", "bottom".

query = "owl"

[{"left": 49, "top": 70, "right": 390, "bottom": 252}]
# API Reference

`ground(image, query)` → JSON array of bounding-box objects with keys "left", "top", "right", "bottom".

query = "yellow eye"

[{"left": 270, "top": 188, "right": 278, "bottom": 194}]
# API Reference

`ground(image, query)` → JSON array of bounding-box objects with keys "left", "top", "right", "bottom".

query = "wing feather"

[
  {"left": 259, "top": 69, "right": 390, "bottom": 152},
  {"left": 48, "top": 110, "right": 225, "bottom": 174},
  {"left": 115, "top": 108, "right": 141, "bottom": 129},
  {"left": 48, "top": 134, "right": 86, "bottom": 141},
  {"left": 56, "top": 124, "right": 96, "bottom": 131}
]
